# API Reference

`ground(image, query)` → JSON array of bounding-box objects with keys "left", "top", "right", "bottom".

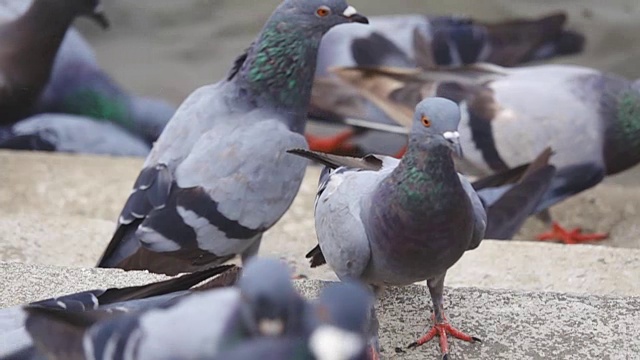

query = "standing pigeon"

[
  {"left": 306, "top": 12, "right": 585, "bottom": 154},
  {"left": 19, "top": 258, "right": 306, "bottom": 360},
  {"left": 327, "top": 63, "right": 640, "bottom": 244},
  {"left": 95, "top": 0, "right": 369, "bottom": 275},
  {"left": 289, "top": 98, "right": 484, "bottom": 359},
  {"left": 0, "top": 113, "right": 152, "bottom": 157},
  {"left": 0, "top": 264, "right": 236, "bottom": 359},
  {"left": 0, "top": 0, "right": 109, "bottom": 124}
]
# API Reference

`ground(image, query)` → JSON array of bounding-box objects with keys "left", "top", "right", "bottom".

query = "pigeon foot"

[
  {"left": 368, "top": 345, "right": 381, "bottom": 360},
  {"left": 407, "top": 318, "right": 480, "bottom": 358},
  {"left": 536, "top": 222, "right": 608, "bottom": 244},
  {"left": 305, "top": 130, "right": 356, "bottom": 154}
]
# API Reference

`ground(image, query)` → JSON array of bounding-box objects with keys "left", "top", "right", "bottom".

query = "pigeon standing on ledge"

[
  {"left": 290, "top": 98, "right": 485, "bottom": 359},
  {"left": 96, "top": 0, "right": 369, "bottom": 275}
]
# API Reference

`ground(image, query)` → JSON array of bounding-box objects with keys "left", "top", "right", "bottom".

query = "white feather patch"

[
  {"left": 342, "top": 6, "right": 357, "bottom": 17},
  {"left": 309, "top": 325, "right": 364, "bottom": 360},
  {"left": 137, "top": 226, "right": 181, "bottom": 252}
]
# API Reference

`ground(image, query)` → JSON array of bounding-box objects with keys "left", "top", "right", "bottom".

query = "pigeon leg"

[
  {"left": 536, "top": 222, "right": 608, "bottom": 245},
  {"left": 407, "top": 275, "right": 480, "bottom": 359},
  {"left": 305, "top": 129, "right": 356, "bottom": 154}
]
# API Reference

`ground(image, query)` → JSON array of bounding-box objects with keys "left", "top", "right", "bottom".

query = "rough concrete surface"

[
  {"left": 3, "top": 211, "right": 640, "bottom": 298},
  {"left": 1, "top": 264, "right": 639, "bottom": 360},
  {"left": 1, "top": 150, "right": 640, "bottom": 247}
]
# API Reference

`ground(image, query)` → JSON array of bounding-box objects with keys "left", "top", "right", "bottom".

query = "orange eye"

[
  {"left": 316, "top": 6, "right": 330, "bottom": 17},
  {"left": 421, "top": 115, "right": 431, "bottom": 127}
]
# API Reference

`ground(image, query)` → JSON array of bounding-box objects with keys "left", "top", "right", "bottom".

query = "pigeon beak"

[
  {"left": 89, "top": 4, "right": 110, "bottom": 29},
  {"left": 443, "top": 131, "right": 463, "bottom": 158},
  {"left": 341, "top": 6, "right": 369, "bottom": 24},
  {"left": 258, "top": 318, "right": 285, "bottom": 336}
]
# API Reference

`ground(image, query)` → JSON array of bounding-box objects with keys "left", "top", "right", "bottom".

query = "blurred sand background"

[{"left": 75, "top": 0, "right": 640, "bottom": 184}]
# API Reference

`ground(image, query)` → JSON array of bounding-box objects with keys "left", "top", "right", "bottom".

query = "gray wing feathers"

[
  {"left": 315, "top": 170, "right": 384, "bottom": 280},
  {"left": 458, "top": 174, "right": 487, "bottom": 250},
  {"left": 175, "top": 119, "right": 308, "bottom": 230}
]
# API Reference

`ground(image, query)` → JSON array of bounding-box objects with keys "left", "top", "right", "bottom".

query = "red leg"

[
  {"left": 536, "top": 222, "right": 608, "bottom": 245},
  {"left": 305, "top": 129, "right": 356, "bottom": 154},
  {"left": 368, "top": 345, "right": 381, "bottom": 360},
  {"left": 407, "top": 314, "right": 480, "bottom": 359}
]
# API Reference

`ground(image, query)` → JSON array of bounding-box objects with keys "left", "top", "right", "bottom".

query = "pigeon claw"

[
  {"left": 305, "top": 130, "right": 356, "bottom": 155},
  {"left": 368, "top": 345, "right": 381, "bottom": 360},
  {"left": 536, "top": 222, "right": 608, "bottom": 245},
  {"left": 407, "top": 321, "right": 480, "bottom": 359}
]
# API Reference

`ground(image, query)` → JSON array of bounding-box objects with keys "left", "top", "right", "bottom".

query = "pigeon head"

[
  {"left": 238, "top": 258, "right": 304, "bottom": 337},
  {"left": 411, "top": 97, "right": 462, "bottom": 156},
  {"left": 276, "top": 0, "right": 369, "bottom": 33},
  {"left": 308, "top": 282, "right": 374, "bottom": 360},
  {"left": 67, "top": 0, "right": 110, "bottom": 29}
]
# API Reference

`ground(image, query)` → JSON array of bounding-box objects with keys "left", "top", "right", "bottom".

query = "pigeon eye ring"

[{"left": 421, "top": 115, "right": 431, "bottom": 127}]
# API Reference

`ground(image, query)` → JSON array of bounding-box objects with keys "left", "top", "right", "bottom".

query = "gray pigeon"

[
  {"left": 214, "top": 281, "right": 375, "bottom": 360},
  {"left": 325, "top": 63, "right": 640, "bottom": 244},
  {"left": 306, "top": 12, "right": 584, "bottom": 154},
  {"left": 0, "top": 0, "right": 108, "bottom": 124},
  {"left": 18, "top": 258, "right": 304, "bottom": 360},
  {"left": 289, "top": 98, "right": 484, "bottom": 359},
  {"left": 0, "top": 114, "right": 151, "bottom": 157},
  {"left": 0, "top": 264, "right": 236, "bottom": 359},
  {"left": 95, "top": 0, "right": 369, "bottom": 275}
]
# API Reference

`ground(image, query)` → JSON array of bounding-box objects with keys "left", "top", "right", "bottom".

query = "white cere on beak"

[
  {"left": 309, "top": 325, "right": 364, "bottom": 360},
  {"left": 342, "top": 6, "right": 358, "bottom": 17},
  {"left": 443, "top": 131, "right": 460, "bottom": 141},
  {"left": 258, "top": 319, "right": 284, "bottom": 336}
]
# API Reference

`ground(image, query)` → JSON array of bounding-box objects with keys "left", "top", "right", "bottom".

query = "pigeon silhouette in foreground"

[
  {"left": 96, "top": 0, "right": 369, "bottom": 275},
  {"left": 14, "top": 258, "right": 304, "bottom": 360},
  {"left": 290, "top": 98, "right": 487, "bottom": 359},
  {"left": 213, "top": 281, "right": 375, "bottom": 360},
  {"left": 0, "top": 0, "right": 109, "bottom": 125},
  {"left": 0, "top": 264, "right": 237, "bottom": 359},
  {"left": 306, "top": 11, "right": 585, "bottom": 154}
]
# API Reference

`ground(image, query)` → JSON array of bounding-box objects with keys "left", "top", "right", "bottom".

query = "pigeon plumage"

[
  {"left": 290, "top": 98, "right": 484, "bottom": 359},
  {"left": 35, "top": 59, "right": 177, "bottom": 146},
  {"left": 329, "top": 63, "right": 640, "bottom": 243},
  {"left": 0, "top": 264, "right": 237, "bottom": 359},
  {"left": 96, "top": 0, "right": 369, "bottom": 275},
  {"left": 306, "top": 12, "right": 585, "bottom": 153},
  {"left": 0, "top": 0, "right": 108, "bottom": 125},
  {"left": 18, "top": 258, "right": 303, "bottom": 360},
  {"left": 214, "top": 281, "right": 375, "bottom": 360},
  {"left": 0, "top": 114, "right": 152, "bottom": 156}
]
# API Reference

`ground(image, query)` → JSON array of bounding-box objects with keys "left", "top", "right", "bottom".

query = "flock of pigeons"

[{"left": 1, "top": 0, "right": 639, "bottom": 359}]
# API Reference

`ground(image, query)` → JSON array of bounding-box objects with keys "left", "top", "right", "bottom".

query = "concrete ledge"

[
  {"left": 1, "top": 263, "right": 638, "bottom": 359},
  {"left": 3, "top": 212, "right": 640, "bottom": 297},
  {"left": 1, "top": 150, "right": 639, "bottom": 247}
]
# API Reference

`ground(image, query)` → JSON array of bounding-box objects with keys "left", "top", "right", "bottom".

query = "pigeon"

[
  {"left": 213, "top": 281, "right": 375, "bottom": 360},
  {"left": 0, "top": 0, "right": 174, "bottom": 144},
  {"left": 0, "top": 0, "right": 109, "bottom": 125},
  {"left": 95, "top": 0, "right": 369, "bottom": 275},
  {"left": 306, "top": 11, "right": 585, "bottom": 154},
  {"left": 0, "top": 114, "right": 152, "bottom": 157},
  {"left": 35, "top": 59, "right": 177, "bottom": 146},
  {"left": 327, "top": 63, "right": 640, "bottom": 244},
  {"left": 289, "top": 97, "right": 486, "bottom": 359},
  {"left": 0, "top": 264, "right": 237, "bottom": 359},
  {"left": 17, "top": 258, "right": 305, "bottom": 360}
]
